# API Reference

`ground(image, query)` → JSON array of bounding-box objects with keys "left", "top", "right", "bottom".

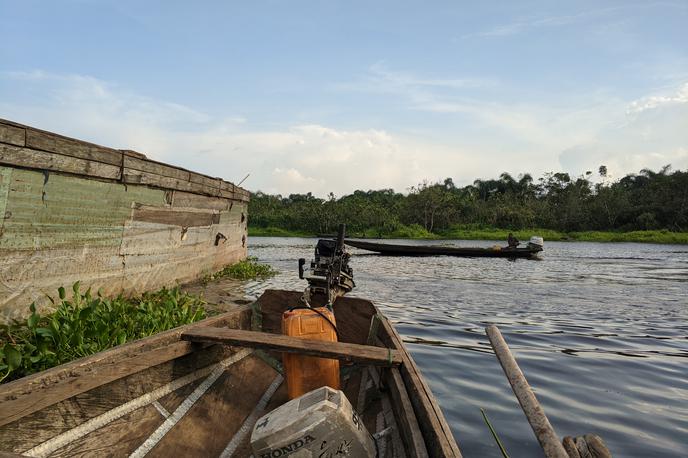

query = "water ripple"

[{"left": 248, "top": 237, "right": 688, "bottom": 458}]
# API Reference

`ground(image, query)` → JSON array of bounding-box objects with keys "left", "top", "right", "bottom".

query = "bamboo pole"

[{"left": 485, "top": 325, "right": 569, "bottom": 458}]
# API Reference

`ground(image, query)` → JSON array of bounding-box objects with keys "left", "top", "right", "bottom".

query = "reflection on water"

[{"left": 246, "top": 237, "right": 688, "bottom": 457}]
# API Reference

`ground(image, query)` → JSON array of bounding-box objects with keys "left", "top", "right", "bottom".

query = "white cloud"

[
  {"left": 558, "top": 83, "right": 688, "bottom": 175},
  {"left": 1, "top": 71, "right": 686, "bottom": 197},
  {"left": 0, "top": 71, "right": 482, "bottom": 195},
  {"left": 626, "top": 82, "right": 688, "bottom": 115},
  {"left": 336, "top": 65, "right": 688, "bottom": 180}
]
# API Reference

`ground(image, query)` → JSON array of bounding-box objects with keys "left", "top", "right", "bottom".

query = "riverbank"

[{"left": 248, "top": 226, "right": 688, "bottom": 244}]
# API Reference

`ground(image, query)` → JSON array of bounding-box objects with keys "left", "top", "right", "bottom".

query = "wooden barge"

[
  {"left": 0, "top": 119, "right": 249, "bottom": 322},
  {"left": 0, "top": 289, "right": 462, "bottom": 457}
]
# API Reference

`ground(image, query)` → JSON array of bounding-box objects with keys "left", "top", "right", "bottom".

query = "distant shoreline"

[{"left": 248, "top": 226, "right": 688, "bottom": 244}]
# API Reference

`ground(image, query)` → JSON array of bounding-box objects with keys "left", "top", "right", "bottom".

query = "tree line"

[{"left": 248, "top": 166, "right": 688, "bottom": 236}]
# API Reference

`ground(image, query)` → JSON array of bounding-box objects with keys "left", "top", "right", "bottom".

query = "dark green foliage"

[
  {"left": 0, "top": 283, "right": 206, "bottom": 383},
  {"left": 203, "top": 257, "right": 277, "bottom": 283},
  {"left": 248, "top": 166, "right": 688, "bottom": 239}
]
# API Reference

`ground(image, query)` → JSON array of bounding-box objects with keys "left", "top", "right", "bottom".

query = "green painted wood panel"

[
  {"left": 0, "top": 167, "right": 247, "bottom": 321},
  {"left": 0, "top": 166, "right": 12, "bottom": 232},
  {"left": 0, "top": 169, "right": 165, "bottom": 250}
]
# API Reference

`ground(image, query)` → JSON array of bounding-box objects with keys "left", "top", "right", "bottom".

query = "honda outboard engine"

[{"left": 250, "top": 386, "right": 376, "bottom": 458}]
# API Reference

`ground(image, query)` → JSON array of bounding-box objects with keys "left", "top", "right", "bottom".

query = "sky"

[{"left": 1, "top": 0, "right": 687, "bottom": 196}]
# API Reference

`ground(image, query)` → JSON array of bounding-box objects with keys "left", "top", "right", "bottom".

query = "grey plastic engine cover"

[{"left": 250, "top": 386, "right": 376, "bottom": 457}]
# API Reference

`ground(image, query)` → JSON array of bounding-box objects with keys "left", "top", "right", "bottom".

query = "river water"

[{"left": 245, "top": 237, "right": 687, "bottom": 457}]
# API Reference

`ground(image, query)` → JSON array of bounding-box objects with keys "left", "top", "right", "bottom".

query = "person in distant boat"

[{"left": 507, "top": 233, "right": 519, "bottom": 248}]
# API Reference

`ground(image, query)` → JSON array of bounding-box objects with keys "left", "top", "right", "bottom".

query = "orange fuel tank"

[{"left": 281, "top": 307, "right": 340, "bottom": 400}]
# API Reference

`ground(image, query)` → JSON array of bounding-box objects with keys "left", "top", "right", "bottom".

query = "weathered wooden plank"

[
  {"left": 181, "top": 327, "right": 402, "bottom": 366},
  {"left": 219, "top": 203, "right": 246, "bottom": 226},
  {"left": 0, "top": 167, "right": 12, "bottom": 233},
  {"left": 218, "top": 189, "right": 249, "bottom": 202},
  {"left": 121, "top": 149, "right": 147, "bottom": 159},
  {"left": 189, "top": 171, "right": 221, "bottom": 189},
  {"left": 49, "top": 405, "right": 164, "bottom": 458},
  {"left": 226, "top": 380, "right": 289, "bottom": 458},
  {"left": 0, "top": 306, "right": 251, "bottom": 427},
  {"left": 123, "top": 155, "right": 190, "bottom": 181},
  {"left": 0, "top": 144, "right": 121, "bottom": 180},
  {"left": 0, "top": 347, "right": 240, "bottom": 455},
  {"left": 25, "top": 128, "right": 122, "bottom": 166},
  {"left": 132, "top": 204, "right": 220, "bottom": 228},
  {"left": 172, "top": 191, "right": 230, "bottom": 211},
  {"left": 217, "top": 189, "right": 237, "bottom": 199},
  {"left": 123, "top": 168, "right": 219, "bottom": 196},
  {"left": 0, "top": 342, "right": 193, "bottom": 428},
  {"left": 378, "top": 315, "right": 463, "bottom": 458},
  {"left": 0, "top": 120, "right": 249, "bottom": 322},
  {"left": 0, "top": 451, "right": 27, "bottom": 457},
  {"left": 121, "top": 244, "right": 246, "bottom": 296},
  {"left": 146, "top": 356, "right": 276, "bottom": 457},
  {"left": 0, "top": 122, "right": 25, "bottom": 147},
  {"left": 0, "top": 247, "right": 126, "bottom": 320},
  {"left": 0, "top": 168, "right": 163, "bottom": 250},
  {"left": 0, "top": 169, "right": 171, "bottom": 320},
  {"left": 384, "top": 367, "right": 430, "bottom": 458},
  {"left": 119, "top": 220, "right": 211, "bottom": 256},
  {"left": 155, "top": 379, "right": 204, "bottom": 415}
]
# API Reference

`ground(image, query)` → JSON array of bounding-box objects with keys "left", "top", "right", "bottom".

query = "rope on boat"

[
  {"left": 23, "top": 349, "right": 253, "bottom": 458},
  {"left": 129, "top": 349, "right": 254, "bottom": 458}
]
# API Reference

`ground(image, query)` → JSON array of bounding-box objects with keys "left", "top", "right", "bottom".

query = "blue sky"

[{"left": 1, "top": 1, "right": 687, "bottom": 195}]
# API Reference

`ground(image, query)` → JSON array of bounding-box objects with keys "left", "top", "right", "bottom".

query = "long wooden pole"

[{"left": 485, "top": 325, "right": 569, "bottom": 458}]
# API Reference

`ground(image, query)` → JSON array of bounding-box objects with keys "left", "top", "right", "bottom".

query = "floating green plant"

[
  {"left": 0, "top": 282, "right": 206, "bottom": 383},
  {"left": 203, "top": 257, "right": 278, "bottom": 283}
]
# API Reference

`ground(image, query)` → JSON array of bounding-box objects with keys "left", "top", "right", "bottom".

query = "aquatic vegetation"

[
  {"left": 481, "top": 408, "right": 510, "bottom": 458},
  {"left": 203, "top": 257, "right": 278, "bottom": 283},
  {"left": 0, "top": 283, "right": 206, "bottom": 383},
  {"left": 248, "top": 224, "right": 688, "bottom": 245},
  {"left": 566, "top": 229, "right": 688, "bottom": 244},
  {"left": 371, "top": 224, "right": 439, "bottom": 239},
  {"left": 248, "top": 226, "right": 313, "bottom": 237}
]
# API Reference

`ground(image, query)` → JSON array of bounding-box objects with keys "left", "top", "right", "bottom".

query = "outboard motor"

[
  {"left": 298, "top": 224, "right": 355, "bottom": 307},
  {"left": 528, "top": 236, "right": 544, "bottom": 251}
]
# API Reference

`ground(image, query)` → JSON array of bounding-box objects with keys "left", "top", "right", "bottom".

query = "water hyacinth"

[
  {"left": 0, "top": 282, "right": 206, "bottom": 383},
  {"left": 202, "top": 257, "right": 277, "bottom": 283}
]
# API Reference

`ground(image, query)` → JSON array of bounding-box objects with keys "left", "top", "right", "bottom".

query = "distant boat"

[{"left": 344, "top": 238, "right": 543, "bottom": 258}]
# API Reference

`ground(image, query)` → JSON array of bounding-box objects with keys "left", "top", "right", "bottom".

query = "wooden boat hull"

[
  {"left": 345, "top": 239, "right": 542, "bottom": 258},
  {"left": 0, "top": 290, "right": 461, "bottom": 458}
]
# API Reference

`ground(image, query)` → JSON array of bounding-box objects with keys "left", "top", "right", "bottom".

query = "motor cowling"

[{"left": 528, "top": 236, "right": 544, "bottom": 248}]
